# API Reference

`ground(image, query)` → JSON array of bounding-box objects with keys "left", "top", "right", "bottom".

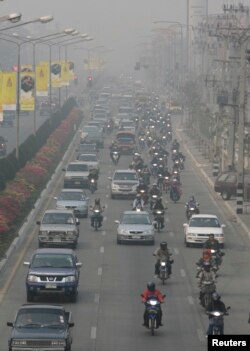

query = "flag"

[
  {"left": 2, "top": 72, "right": 16, "bottom": 110},
  {"left": 36, "top": 64, "right": 48, "bottom": 96}
]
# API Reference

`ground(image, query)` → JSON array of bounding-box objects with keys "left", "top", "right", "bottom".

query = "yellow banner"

[
  {"left": 0, "top": 72, "right": 3, "bottom": 121},
  {"left": 36, "top": 64, "right": 48, "bottom": 96},
  {"left": 21, "top": 64, "right": 33, "bottom": 72},
  {"left": 2, "top": 72, "right": 16, "bottom": 110},
  {"left": 61, "top": 61, "right": 70, "bottom": 86},
  {"left": 51, "top": 61, "right": 62, "bottom": 88},
  {"left": 84, "top": 57, "right": 104, "bottom": 70}
]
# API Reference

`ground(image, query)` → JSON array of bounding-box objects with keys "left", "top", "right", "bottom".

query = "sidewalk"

[{"left": 176, "top": 125, "right": 250, "bottom": 239}]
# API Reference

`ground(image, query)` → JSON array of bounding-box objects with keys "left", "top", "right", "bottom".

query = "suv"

[
  {"left": 109, "top": 169, "right": 139, "bottom": 199},
  {"left": 7, "top": 304, "right": 74, "bottom": 351},
  {"left": 24, "top": 248, "right": 82, "bottom": 302},
  {"left": 37, "top": 209, "right": 80, "bottom": 248},
  {"left": 63, "top": 162, "right": 90, "bottom": 189},
  {"left": 0, "top": 136, "right": 7, "bottom": 156}
]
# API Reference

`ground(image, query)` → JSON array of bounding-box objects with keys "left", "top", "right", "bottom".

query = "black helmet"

[
  {"left": 212, "top": 292, "right": 220, "bottom": 301},
  {"left": 147, "top": 281, "right": 155, "bottom": 292},
  {"left": 160, "top": 242, "right": 167, "bottom": 250}
]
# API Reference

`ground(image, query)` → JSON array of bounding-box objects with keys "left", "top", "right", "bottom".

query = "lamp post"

[
  {"left": 0, "top": 12, "right": 22, "bottom": 23},
  {"left": 0, "top": 15, "right": 53, "bottom": 31},
  {"left": 0, "top": 16, "right": 54, "bottom": 159}
]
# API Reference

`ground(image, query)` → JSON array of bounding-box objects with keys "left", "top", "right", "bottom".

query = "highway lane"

[
  {"left": 0, "top": 112, "right": 49, "bottom": 155},
  {"left": 0, "top": 124, "right": 249, "bottom": 350}
]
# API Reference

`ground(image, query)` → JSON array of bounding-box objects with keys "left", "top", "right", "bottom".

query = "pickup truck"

[
  {"left": 63, "top": 162, "right": 90, "bottom": 189},
  {"left": 7, "top": 304, "right": 74, "bottom": 351}
]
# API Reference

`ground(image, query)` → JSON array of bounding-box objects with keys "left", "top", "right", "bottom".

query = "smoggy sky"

[{"left": 0, "top": 0, "right": 249, "bottom": 74}]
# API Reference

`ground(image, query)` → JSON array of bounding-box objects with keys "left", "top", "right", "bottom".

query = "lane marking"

[
  {"left": 173, "top": 247, "right": 179, "bottom": 255},
  {"left": 105, "top": 194, "right": 109, "bottom": 198},
  {"left": 180, "top": 269, "right": 186, "bottom": 277},
  {"left": 187, "top": 296, "right": 194, "bottom": 305},
  {"left": 103, "top": 216, "right": 107, "bottom": 221},
  {"left": 91, "top": 326, "right": 97, "bottom": 339},
  {"left": 94, "top": 293, "right": 100, "bottom": 304},
  {"left": 169, "top": 232, "right": 174, "bottom": 237},
  {"left": 100, "top": 246, "right": 104, "bottom": 253},
  {"left": 197, "top": 328, "right": 205, "bottom": 342},
  {"left": 98, "top": 267, "right": 102, "bottom": 276},
  {"left": 102, "top": 230, "right": 106, "bottom": 236}
]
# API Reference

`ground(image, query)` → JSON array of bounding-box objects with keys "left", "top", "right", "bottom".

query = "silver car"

[
  {"left": 115, "top": 211, "right": 155, "bottom": 245},
  {"left": 54, "top": 189, "right": 89, "bottom": 218},
  {"left": 109, "top": 169, "right": 139, "bottom": 199}
]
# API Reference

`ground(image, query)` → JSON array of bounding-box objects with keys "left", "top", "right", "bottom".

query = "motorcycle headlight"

[
  {"left": 65, "top": 275, "right": 76, "bottom": 282},
  {"left": 27, "top": 275, "right": 39, "bottom": 282}
]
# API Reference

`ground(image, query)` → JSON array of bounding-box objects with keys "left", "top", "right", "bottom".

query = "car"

[
  {"left": 54, "top": 189, "right": 89, "bottom": 218},
  {"left": 24, "top": 248, "right": 82, "bottom": 302},
  {"left": 214, "top": 171, "right": 250, "bottom": 200},
  {"left": 76, "top": 153, "right": 100, "bottom": 173},
  {"left": 109, "top": 169, "right": 139, "bottom": 199},
  {"left": 63, "top": 162, "right": 90, "bottom": 189},
  {"left": 37, "top": 209, "right": 80, "bottom": 248},
  {"left": 115, "top": 130, "right": 136, "bottom": 154},
  {"left": 7, "top": 304, "right": 74, "bottom": 351},
  {"left": 75, "top": 143, "right": 97, "bottom": 158},
  {"left": 0, "top": 135, "right": 7, "bottom": 156},
  {"left": 118, "top": 119, "right": 136, "bottom": 133},
  {"left": 183, "top": 214, "right": 225, "bottom": 248},
  {"left": 115, "top": 210, "right": 155, "bottom": 245},
  {"left": 87, "top": 120, "right": 104, "bottom": 132},
  {"left": 81, "top": 126, "right": 104, "bottom": 148}
]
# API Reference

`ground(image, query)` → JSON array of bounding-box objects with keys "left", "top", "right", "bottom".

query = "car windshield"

[
  {"left": 189, "top": 217, "right": 220, "bottom": 227},
  {"left": 42, "top": 213, "right": 75, "bottom": 225},
  {"left": 83, "top": 126, "right": 99, "bottom": 132},
  {"left": 67, "top": 164, "right": 88, "bottom": 172},
  {"left": 16, "top": 309, "right": 65, "bottom": 327},
  {"left": 32, "top": 253, "right": 74, "bottom": 268},
  {"left": 58, "top": 191, "right": 85, "bottom": 201},
  {"left": 114, "top": 172, "right": 138, "bottom": 181},
  {"left": 78, "top": 144, "right": 96, "bottom": 152},
  {"left": 78, "top": 154, "right": 97, "bottom": 162},
  {"left": 122, "top": 214, "right": 151, "bottom": 225}
]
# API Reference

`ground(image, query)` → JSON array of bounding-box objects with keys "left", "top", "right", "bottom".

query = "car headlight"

[
  {"left": 144, "top": 229, "right": 153, "bottom": 235},
  {"left": 27, "top": 275, "right": 39, "bottom": 282},
  {"left": 65, "top": 275, "right": 76, "bottom": 282},
  {"left": 56, "top": 204, "right": 65, "bottom": 209},
  {"left": 51, "top": 340, "right": 66, "bottom": 347},
  {"left": 187, "top": 233, "right": 196, "bottom": 237},
  {"left": 119, "top": 229, "right": 128, "bottom": 235},
  {"left": 112, "top": 184, "right": 119, "bottom": 190},
  {"left": 12, "top": 340, "right": 27, "bottom": 346},
  {"left": 39, "top": 231, "right": 48, "bottom": 236},
  {"left": 67, "top": 231, "right": 76, "bottom": 236},
  {"left": 132, "top": 184, "right": 138, "bottom": 191}
]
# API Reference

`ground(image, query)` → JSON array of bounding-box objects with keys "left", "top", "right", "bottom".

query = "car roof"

[
  {"left": 114, "top": 169, "right": 137, "bottom": 174},
  {"left": 78, "top": 153, "right": 97, "bottom": 157},
  {"left": 20, "top": 304, "right": 64, "bottom": 311},
  {"left": 43, "top": 209, "right": 74, "bottom": 214},
  {"left": 190, "top": 214, "right": 218, "bottom": 219},
  {"left": 68, "top": 161, "right": 88, "bottom": 165},
  {"left": 60, "top": 189, "right": 85, "bottom": 193},
  {"left": 123, "top": 210, "right": 149, "bottom": 215}
]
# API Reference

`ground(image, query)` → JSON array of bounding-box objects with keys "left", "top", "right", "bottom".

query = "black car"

[
  {"left": 7, "top": 304, "right": 74, "bottom": 351},
  {"left": 24, "top": 248, "right": 82, "bottom": 302},
  {"left": 214, "top": 171, "right": 250, "bottom": 200}
]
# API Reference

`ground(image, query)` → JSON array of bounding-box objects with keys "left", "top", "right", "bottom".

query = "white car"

[
  {"left": 76, "top": 153, "right": 100, "bottom": 173},
  {"left": 109, "top": 169, "right": 139, "bottom": 199},
  {"left": 183, "top": 214, "right": 225, "bottom": 248}
]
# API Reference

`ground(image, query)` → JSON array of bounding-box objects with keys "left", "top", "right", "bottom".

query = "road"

[
  {"left": 0, "top": 116, "right": 249, "bottom": 350},
  {"left": 0, "top": 111, "right": 49, "bottom": 155}
]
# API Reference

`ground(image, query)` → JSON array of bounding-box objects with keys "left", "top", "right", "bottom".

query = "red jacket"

[{"left": 141, "top": 289, "right": 165, "bottom": 303}]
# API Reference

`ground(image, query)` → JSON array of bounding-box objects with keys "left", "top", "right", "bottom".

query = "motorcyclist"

[
  {"left": 109, "top": 141, "right": 120, "bottom": 162},
  {"left": 141, "top": 281, "right": 165, "bottom": 327},
  {"left": 141, "top": 165, "right": 151, "bottom": 185},
  {"left": 204, "top": 233, "right": 220, "bottom": 251},
  {"left": 90, "top": 198, "right": 104, "bottom": 228},
  {"left": 206, "top": 292, "right": 228, "bottom": 335},
  {"left": 149, "top": 183, "right": 162, "bottom": 209},
  {"left": 152, "top": 197, "right": 165, "bottom": 228},
  {"left": 132, "top": 194, "right": 144, "bottom": 211},
  {"left": 196, "top": 249, "right": 214, "bottom": 277},
  {"left": 185, "top": 195, "right": 199, "bottom": 216},
  {"left": 154, "top": 242, "right": 173, "bottom": 277},
  {"left": 172, "top": 139, "right": 180, "bottom": 151},
  {"left": 197, "top": 262, "right": 217, "bottom": 304}
]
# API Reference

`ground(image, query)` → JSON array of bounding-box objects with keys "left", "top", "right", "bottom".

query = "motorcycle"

[
  {"left": 170, "top": 184, "right": 182, "bottom": 202},
  {"left": 210, "top": 249, "right": 225, "bottom": 269},
  {"left": 90, "top": 207, "right": 104, "bottom": 231},
  {"left": 153, "top": 209, "right": 165, "bottom": 232},
  {"left": 106, "top": 124, "right": 113, "bottom": 134},
  {"left": 89, "top": 178, "right": 97, "bottom": 194},
  {"left": 137, "top": 188, "right": 149, "bottom": 205},
  {"left": 150, "top": 194, "right": 159, "bottom": 210},
  {"left": 200, "top": 281, "right": 216, "bottom": 311},
  {"left": 111, "top": 151, "right": 120, "bottom": 165},
  {"left": 158, "top": 259, "right": 172, "bottom": 284},
  {"left": 163, "top": 176, "right": 171, "bottom": 193},
  {"left": 206, "top": 307, "right": 230, "bottom": 335},
  {"left": 186, "top": 203, "right": 200, "bottom": 220},
  {"left": 141, "top": 295, "right": 165, "bottom": 335}
]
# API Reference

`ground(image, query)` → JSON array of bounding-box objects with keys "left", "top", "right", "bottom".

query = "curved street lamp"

[
  {"left": 0, "top": 15, "right": 53, "bottom": 31},
  {"left": 0, "top": 12, "right": 22, "bottom": 23}
]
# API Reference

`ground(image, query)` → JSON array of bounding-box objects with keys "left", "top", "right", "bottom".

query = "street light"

[
  {"left": 0, "top": 15, "right": 53, "bottom": 31},
  {"left": 0, "top": 12, "right": 22, "bottom": 23}
]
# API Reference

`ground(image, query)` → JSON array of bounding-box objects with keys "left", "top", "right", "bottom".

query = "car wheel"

[
  {"left": 185, "top": 238, "right": 190, "bottom": 248},
  {"left": 27, "top": 292, "right": 34, "bottom": 302},
  {"left": 117, "top": 238, "right": 121, "bottom": 244},
  {"left": 221, "top": 191, "right": 231, "bottom": 200}
]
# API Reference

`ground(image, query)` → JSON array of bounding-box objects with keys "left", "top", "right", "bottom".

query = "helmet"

[
  {"left": 203, "top": 262, "right": 211, "bottom": 271},
  {"left": 152, "top": 183, "right": 157, "bottom": 187},
  {"left": 95, "top": 198, "right": 100, "bottom": 205},
  {"left": 160, "top": 242, "right": 167, "bottom": 250},
  {"left": 212, "top": 292, "right": 220, "bottom": 301},
  {"left": 189, "top": 196, "right": 195, "bottom": 201},
  {"left": 147, "top": 281, "right": 155, "bottom": 292},
  {"left": 209, "top": 233, "right": 215, "bottom": 239}
]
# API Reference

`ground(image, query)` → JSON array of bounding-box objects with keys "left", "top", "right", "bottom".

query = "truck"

[{"left": 7, "top": 304, "right": 74, "bottom": 351}]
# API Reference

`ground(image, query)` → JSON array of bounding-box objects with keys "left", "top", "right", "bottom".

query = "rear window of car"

[
  {"left": 67, "top": 164, "right": 88, "bottom": 172},
  {"left": 122, "top": 214, "right": 151, "bottom": 225}
]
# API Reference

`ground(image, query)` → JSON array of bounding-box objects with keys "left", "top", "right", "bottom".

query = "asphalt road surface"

[{"left": 0, "top": 117, "right": 249, "bottom": 351}]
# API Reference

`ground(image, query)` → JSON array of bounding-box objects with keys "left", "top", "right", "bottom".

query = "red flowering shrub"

[{"left": 20, "top": 164, "right": 47, "bottom": 186}]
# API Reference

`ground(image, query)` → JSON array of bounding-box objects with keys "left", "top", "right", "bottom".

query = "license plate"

[
  {"left": 132, "top": 235, "right": 140, "bottom": 239},
  {"left": 53, "top": 237, "right": 61, "bottom": 242},
  {"left": 45, "top": 284, "right": 57, "bottom": 289}
]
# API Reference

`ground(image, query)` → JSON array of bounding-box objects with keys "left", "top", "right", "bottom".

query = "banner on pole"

[
  {"left": 36, "top": 64, "right": 48, "bottom": 96},
  {"left": 2, "top": 72, "right": 16, "bottom": 110},
  {"left": 20, "top": 71, "right": 35, "bottom": 111}
]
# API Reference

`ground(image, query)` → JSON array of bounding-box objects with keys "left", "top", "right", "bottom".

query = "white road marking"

[
  {"left": 169, "top": 232, "right": 174, "bottom": 237},
  {"left": 103, "top": 216, "right": 107, "bottom": 221},
  {"left": 102, "top": 230, "right": 106, "bottom": 236},
  {"left": 180, "top": 269, "right": 186, "bottom": 277},
  {"left": 166, "top": 217, "right": 170, "bottom": 223},
  {"left": 98, "top": 267, "right": 102, "bottom": 276},
  {"left": 105, "top": 194, "right": 109, "bottom": 198},
  {"left": 94, "top": 294, "right": 100, "bottom": 303},
  {"left": 91, "top": 326, "right": 97, "bottom": 339},
  {"left": 173, "top": 248, "right": 179, "bottom": 255},
  {"left": 187, "top": 296, "right": 194, "bottom": 305},
  {"left": 100, "top": 246, "right": 104, "bottom": 253},
  {"left": 197, "top": 328, "right": 205, "bottom": 342}
]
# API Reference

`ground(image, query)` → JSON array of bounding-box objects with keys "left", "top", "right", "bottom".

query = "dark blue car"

[{"left": 24, "top": 248, "right": 82, "bottom": 303}]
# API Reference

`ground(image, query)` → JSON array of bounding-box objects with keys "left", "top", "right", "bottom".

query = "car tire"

[
  {"left": 27, "top": 292, "right": 34, "bottom": 302},
  {"left": 221, "top": 191, "right": 231, "bottom": 200},
  {"left": 117, "top": 238, "right": 121, "bottom": 244}
]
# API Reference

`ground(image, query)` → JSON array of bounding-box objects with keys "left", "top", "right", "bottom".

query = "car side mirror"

[
  {"left": 183, "top": 223, "right": 188, "bottom": 227},
  {"left": 54, "top": 197, "right": 57, "bottom": 200},
  {"left": 221, "top": 224, "right": 226, "bottom": 228},
  {"left": 36, "top": 221, "right": 41, "bottom": 225},
  {"left": 69, "top": 322, "right": 75, "bottom": 328},
  {"left": 76, "top": 262, "right": 82, "bottom": 268},
  {"left": 23, "top": 262, "right": 30, "bottom": 266},
  {"left": 7, "top": 322, "right": 13, "bottom": 327},
  {"left": 108, "top": 177, "right": 112, "bottom": 180},
  {"left": 62, "top": 168, "right": 66, "bottom": 172},
  {"left": 114, "top": 220, "right": 120, "bottom": 224}
]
